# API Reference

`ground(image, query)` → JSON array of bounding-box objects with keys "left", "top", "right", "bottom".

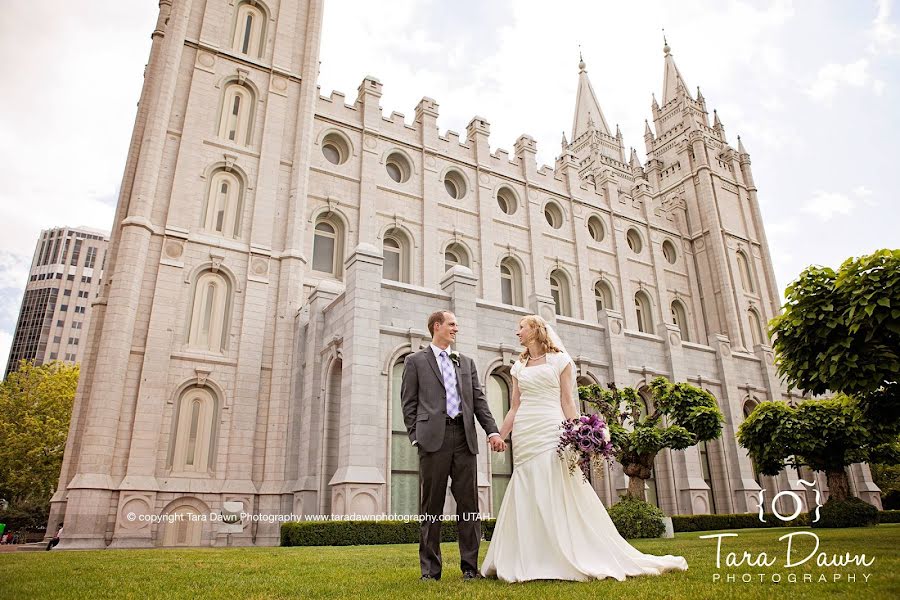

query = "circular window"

[
  {"left": 626, "top": 229, "right": 642, "bottom": 254},
  {"left": 544, "top": 202, "right": 563, "bottom": 229},
  {"left": 321, "top": 133, "right": 349, "bottom": 165},
  {"left": 662, "top": 240, "right": 677, "bottom": 264},
  {"left": 385, "top": 152, "right": 411, "bottom": 183},
  {"left": 497, "top": 187, "right": 517, "bottom": 215},
  {"left": 587, "top": 216, "right": 605, "bottom": 242},
  {"left": 443, "top": 170, "right": 467, "bottom": 199}
]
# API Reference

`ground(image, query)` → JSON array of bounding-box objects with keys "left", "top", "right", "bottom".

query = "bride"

[{"left": 480, "top": 314, "right": 689, "bottom": 582}]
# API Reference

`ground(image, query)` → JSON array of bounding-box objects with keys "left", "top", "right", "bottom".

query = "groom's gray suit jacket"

[{"left": 400, "top": 348, "right": 499, "bottom": 454}]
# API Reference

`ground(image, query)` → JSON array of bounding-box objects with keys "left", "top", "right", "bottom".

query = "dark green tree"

[
  {"left": 737, "top": 395, "right": 900, "bottom": 501},
  {"left": 579, "top": 376, "right": 723, "bottom": 501},
  {"left": 769, "top": 249, "right": 900, "bottom": 426}
]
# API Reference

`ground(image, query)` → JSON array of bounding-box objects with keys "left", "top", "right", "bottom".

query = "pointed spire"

[
  {"left": 696, "top": 86, "right": 704, "bottom": 101},
  {"left": 615, "top": 123, "right": 622, "bottom": 139},
  {"left": 737, "top": 135, "right": 747, "bottom": 154},
  {"left": 561, "top": 130, "right": 568, "bottom": 152},
  {"left": 661, "top": 36, "right": 691, "bottom": 105},
  {"left": 630, "top": 148, "right": 642, "bottom": 171},
  {"left": 651, "top": 93, "right": 659, "bottom": 111},
  {"left": 644, "top": 119, "right": 654, "bottom": 138},
  {"left": 571, "top": 54, "right": 611, "bottom": 139},
  {"left": 713, "top": 109, "right": 723, "bottom": 129}
]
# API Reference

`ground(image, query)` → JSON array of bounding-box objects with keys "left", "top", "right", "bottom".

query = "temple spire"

[
  {"left": 571, "top": 54, "right": 611, "bottom": 139},
  {"left": 661, "top": 36, "right": 691, "bottom": 105}
]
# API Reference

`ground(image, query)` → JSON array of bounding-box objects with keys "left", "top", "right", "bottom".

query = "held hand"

[{"left": 489, "top": 436, "right": 507, "bottom": 452}]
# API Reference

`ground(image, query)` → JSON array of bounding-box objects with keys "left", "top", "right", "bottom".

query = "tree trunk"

[
  {"left": 826, "top": 468, "right": 851, "bottom": 502},
  {"left": 627, "top": 475, "right": 646, "bottom": 501}
]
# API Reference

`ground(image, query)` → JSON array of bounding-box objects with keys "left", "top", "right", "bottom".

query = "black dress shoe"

[
  {"left": 420, "top": 574, "right": 440, "bottom": 581},
  {"left": 463, "top": 570, "right": 482, "bottom": 580}
]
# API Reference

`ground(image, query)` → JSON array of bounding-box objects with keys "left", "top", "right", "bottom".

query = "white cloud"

[
  {"left": 853, "top": 185, "right": 878, "bottom": 207},
  {"left": 802, "top": 191, "right": 854, "bottom": 221},
  {"left": 869, "top": 0, "right": 900, "bottom": 54},
  {"left": 805, "top": 59, "right": 875, "bottom": 104}
]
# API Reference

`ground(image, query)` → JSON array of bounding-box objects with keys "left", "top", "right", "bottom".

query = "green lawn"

[{"left": 2, "top": 525, "right": 898, "bottom": 599}]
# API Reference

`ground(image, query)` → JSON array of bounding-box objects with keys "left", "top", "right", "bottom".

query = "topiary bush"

[
  {"left": 810, "top": 497, "right": 879, "bottom": 528},
  {"left": 672, "top": 511, "right": 808, "bottom": 532},
  {"left": 607, "top": 496, "right": 665, "bottom": 539},
  {"left": 879, "top": 510, "right": 900, "bottom": 523},
  {"left": 280, "top": 519, "right": 498, "bottom": 546}
]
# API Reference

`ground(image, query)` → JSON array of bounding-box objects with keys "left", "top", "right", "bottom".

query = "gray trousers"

[{"left": 417, "top": 417, "right": 481, "bottom": 577}]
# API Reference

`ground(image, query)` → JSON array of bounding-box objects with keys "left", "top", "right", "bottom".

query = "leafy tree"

[
  {"left": 737, "top": 395, "right": 900, "bottom": 502},
  {"left": 769, "top": 249, "right": 900, "bottom": 426},
  {"left": 579, "top": 377, "right": 723, "bottom": 501},
  {"left": 0, "top": 360, "right": 79, "bottom": 525},
  {"left": 870, "top": 463, "right": 900, "bottom": 509}
]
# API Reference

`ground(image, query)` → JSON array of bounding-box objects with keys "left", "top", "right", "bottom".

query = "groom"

[{"left": 401, "top": 310, "right": 506, "bottom": 581}]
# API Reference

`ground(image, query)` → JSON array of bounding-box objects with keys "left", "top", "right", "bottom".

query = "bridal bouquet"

[{"left": 556, "top": 414, "right": 614, "bottom": 482}]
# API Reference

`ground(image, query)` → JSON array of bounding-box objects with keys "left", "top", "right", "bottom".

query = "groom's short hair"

[{"left": 427, "top": 310, "right": 450, "bottom": 336}]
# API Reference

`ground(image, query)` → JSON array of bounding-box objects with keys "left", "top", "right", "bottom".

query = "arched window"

[
  {"left": 549, "top": 270, "right": 571, "bottom": 317},
  {"left": 487, "top": 373, "right": 514, "bottom": 512},
  {"left": 634, "top": 291, "right": 653, "bottom": 334},
  {"left": 671, "top": 299, "right": 689, "bottom": 342},
  {"left": 232, "top": 1, "right": 266, "bottom": 58},
  {"left": 444, "top": 243, "right": 469, "bottom": 271},
  {"left": 500, "top": 258, "right": 523, "bottom": 307},
  {"left": 202, "top": 170, "right": 243, "bottom": 238},
  {"left": 698, "top": 440, "right": 717, "bottom": 512},
  {"left": 187, "top": 271, "right": 231, "bottom": 352},
  {"left": 594, "top": 281, "right": 613, "bottom": 313},
  {"left": 736, "top": 250, "right": 755, "bottom": 293},
  {"left": 382, "top": 229, "right": 410, "bottom": 283},
  {"left": 312, "top": 217, "right": 344, "bottom": 278},
  {"left": 162, "top": 505, "right": 203, "bottom": 546},
  {"left": 218, "top": 83, "right": 254, "bottom": 146},
  {"left": 390, "top": 357, "right": 418, "bottom": 515},
  {"left": 171, "top": 387, "right": 217, "bottom": 474},
  {"left": 743, "top": 400, "right": 762, "bottom": 484},
  {"left": 748, "top": 308, "right": 764, "bottom": 347}
]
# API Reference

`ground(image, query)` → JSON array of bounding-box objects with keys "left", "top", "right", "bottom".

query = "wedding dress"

[{"left": 480, "top": 351, "right": 689, "bottom": 582}]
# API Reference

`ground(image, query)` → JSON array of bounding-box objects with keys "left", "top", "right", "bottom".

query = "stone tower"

[{"left": 53, "top": 0, "right": 325, "bottom": 548}]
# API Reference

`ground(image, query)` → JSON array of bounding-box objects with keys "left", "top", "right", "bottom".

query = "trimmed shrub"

[
  {"left": 879, "top": 510, "right": 900, "bottom": 523},
  {"left": 607, "top": 496, "right": 665, "bottom": 539},
  {"left": 672, "top": 512, "right": 808, "bottom": 532},
  {"left": 810, "top": 497, "right": 879, "bottom": 528},
  {"left": 280, "top": 519, "right": 497, "bottom": 547}
]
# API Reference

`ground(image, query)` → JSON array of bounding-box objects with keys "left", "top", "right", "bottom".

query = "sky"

[{"left": 0, "top": 0, "right": 898, "bottom": 375}]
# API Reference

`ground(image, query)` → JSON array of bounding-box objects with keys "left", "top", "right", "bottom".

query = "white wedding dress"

[{"left": 481, "top": 352, "right": 688, "bottom": 582}]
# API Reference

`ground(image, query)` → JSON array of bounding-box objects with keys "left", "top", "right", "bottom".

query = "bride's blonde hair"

[{"left": 518, "top": 315, "right": 563, "bottom": 362}]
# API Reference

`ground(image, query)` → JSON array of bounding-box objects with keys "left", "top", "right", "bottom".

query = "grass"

[{"left": 1, "top": 524, "right": 898, "bottom": 599}]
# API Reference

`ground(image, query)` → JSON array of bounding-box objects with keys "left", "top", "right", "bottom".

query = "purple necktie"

[{"left": 439, "top": 351, "right": 460, "bottom": 418}]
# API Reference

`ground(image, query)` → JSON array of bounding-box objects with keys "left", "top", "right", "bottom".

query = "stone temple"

[{"left": 50, "top": 0, "right": 882, "bottom": 548}]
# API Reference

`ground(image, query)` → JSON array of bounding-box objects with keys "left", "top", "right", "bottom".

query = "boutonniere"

[{"left": 448, "top": 351, "right": 461, "bottom": 367}]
